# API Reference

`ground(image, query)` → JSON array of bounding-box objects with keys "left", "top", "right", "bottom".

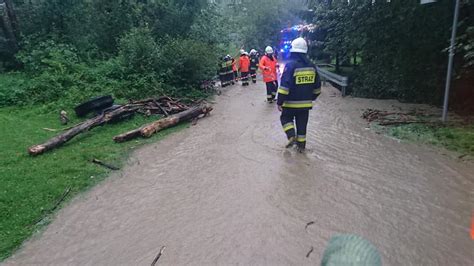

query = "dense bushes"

[
  {"left": 308, "top": 0, "right": 473, "bottom": 104},
  {"left": 1, "top": 0, "right": 309, "bottom": 107},
  {"left": 0, "top": 0, "right": 228, "bottom": 107}
]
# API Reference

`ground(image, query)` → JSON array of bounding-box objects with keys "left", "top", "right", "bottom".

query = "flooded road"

[{"left": 4, "top": 83, "right": 474, "bottom": 265}]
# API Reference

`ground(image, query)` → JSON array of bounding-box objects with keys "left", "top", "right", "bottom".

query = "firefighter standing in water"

[
  {"left": 259, "top": 46, "right": 279, "bottom": 102},
  {"left": 239, "top": 51, "right": 250, "bottom": 86},
  {"left": 249, "top": 49, "right": 259, "bottom": 84},
  {"left": 277, "top": 37, "right": 321, "bottom": 152}
]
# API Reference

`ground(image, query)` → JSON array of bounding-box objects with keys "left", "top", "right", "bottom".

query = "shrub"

[
  {"left": 117, "top": 27, "right": 160, "bottom": 76},
  {"left": 158, "top": 38, "right": 218, "bottom": 87},
  {"left": 16, "top": 39, "right": 80, "bottom": 74}
]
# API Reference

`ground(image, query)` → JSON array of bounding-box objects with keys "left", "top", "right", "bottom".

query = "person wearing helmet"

[
  {"left": 231, "top": 58, "right": 238, "bottom": 84},
  {"left": 219, "top": 55, "right": 229, "bottom": 87},
  {"left": 249, "top": 49, "right": 259, "bottom": 84},
  {"left": 224, "top": 55, "right": 234, "bottom": 86},
  {"left": 277, "top": 37, "right": 321, "bottom": 152},
  {"left": 259, "top": 46, "right": 279, "bottom": 103},
  {"left": 239, "top": 51, "right": 251, "bottom": 86}
]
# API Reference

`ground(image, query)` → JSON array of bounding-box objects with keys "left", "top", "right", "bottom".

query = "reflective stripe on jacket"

[
  {"left": 250, "top": 55, "right": 259, "bottom": 70},
  {"left": 277, "top": 57, "right": 321, "bottom": 110}
]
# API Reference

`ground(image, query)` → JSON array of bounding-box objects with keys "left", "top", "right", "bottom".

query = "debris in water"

[
  {"left": 151, "top": 246, "right": 166, "bottom": 266},
  {"left": 91, "top": 158, "right": 120, "bottom": 170},
  {"left": 306, "top": 246, "right": 314, "bottom": 258},
  {"left": 305, "top": 221, "right": 315, "bottom": 230}
]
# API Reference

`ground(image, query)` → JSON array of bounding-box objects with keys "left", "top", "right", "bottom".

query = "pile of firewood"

[
  {"left": 129, "top": 97, "right": 190, "bottom": 117},
  {"left": 362, "top": 109, "right": 433, "bottom": 126},
  {"left": 28, "top": 97, "right": 212, "bottom": 156}
]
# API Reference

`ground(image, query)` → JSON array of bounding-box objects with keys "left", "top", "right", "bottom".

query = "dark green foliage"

[
  {"left": 158, "top": 38, "right": 219, "bottom": 87},
  {"left": 0, "top": 0, "right": 235, "bottom": 107},
  {"left": 117, "top": 27, "right": 160, "bottom": 76},
  {"left": 308, "top": 0, "right": 474, "bottom": 104}
]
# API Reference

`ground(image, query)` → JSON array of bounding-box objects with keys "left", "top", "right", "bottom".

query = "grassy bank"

[
  {"left": 0, "top": 106, "right": 187, "bottom": 260},
  {"left": 389, "top": 124, "right": 474, "bottom": 156}
]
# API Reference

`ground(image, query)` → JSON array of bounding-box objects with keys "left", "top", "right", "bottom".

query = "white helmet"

[
  {"left": 265, "top": 46, "right": 273, "bottom": 54},
  {"left": 290, "top": 37, "right": 308, "bottom": 54},
  {"left": 240, "top": 49, "right": 245, "bottom": 55},
  {"left": 250, "top": 49, "right": 257, "bottom": 55}
]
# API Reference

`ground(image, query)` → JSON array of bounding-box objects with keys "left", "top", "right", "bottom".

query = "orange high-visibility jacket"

[
  {"left": 239, "top": 55, "right": 250, "bottom": 72},
  {"left": 231, "top": 58, "right": 237, "bottom": 72},
  {"left": 259, "top": 54, "right": 278, "bottom": 82}
]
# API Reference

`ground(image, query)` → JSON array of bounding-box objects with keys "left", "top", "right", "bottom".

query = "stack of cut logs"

[{"left": 28, "top": 97, "right": 212, "bottom": 156}]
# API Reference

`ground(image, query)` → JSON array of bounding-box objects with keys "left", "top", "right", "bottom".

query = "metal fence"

[{"left": 316, "top": 64, "right": 349, "bottom": 96}]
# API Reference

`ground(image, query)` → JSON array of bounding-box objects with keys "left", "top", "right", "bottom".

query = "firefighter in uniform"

[
  {"left": 249, "top": 49, "right": 259, "bottom": 84},
  {"left": 232, "top": 53, "right": 239, "bottom": 84},
  {"left": 259, "top": 46, "right": 279, "bottom": 103},
  {"left": 219, "top": 56, "right": 229, "bottom": 87},
  {"left": 277, "top": 38, "right": 321, "bottom": 152},
  {"left": 239, "top": 51, "right": 250, "bottom": 86},
  {"left": 225, "top": 55, "right": 234, "bottom": 86}
]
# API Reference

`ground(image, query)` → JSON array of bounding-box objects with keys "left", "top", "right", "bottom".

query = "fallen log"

[
  {"left": 113, "top": 105, "right": 213, "bottom": 143},
  {"left": 28, "top": 106, "right": 138, "bottom": 156}
]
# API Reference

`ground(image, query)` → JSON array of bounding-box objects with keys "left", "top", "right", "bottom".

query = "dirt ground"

[{"left": 4, "top": 82, "right": 474, "bottom": 265}]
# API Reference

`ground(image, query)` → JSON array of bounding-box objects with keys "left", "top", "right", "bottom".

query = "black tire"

[{"left": 74, "top": 95, "right": 114, "bottom": 117}]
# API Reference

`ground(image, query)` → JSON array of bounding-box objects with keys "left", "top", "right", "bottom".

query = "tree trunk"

[
  {"left": 0, "top": 0, "right": 19, "bottom": 51},
  {"left": 113, "top": 105, "right": 213, "bottom": 143},
  {"left": 4, "top": 0, "right": 18, "bottom": 39},
  {"left": 28, "top": 106, "right": 138, "bottom": 156}
]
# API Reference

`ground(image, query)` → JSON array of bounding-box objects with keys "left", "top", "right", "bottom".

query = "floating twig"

[
  {"left": 151, "top": 246, "right": 166, "bottom": 266},
  {"left": 305, "top": 221, "right": 315, "bottom": 230},
  {"left": 306, "top": 246, "right": 314, "bottom": 258}
]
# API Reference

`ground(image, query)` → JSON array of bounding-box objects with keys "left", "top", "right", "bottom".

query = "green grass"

[
  {"left": 389, "top": 124, "right": 474, "bottom": 156},
  {"left": 0, "top": 106, "right": 187, "bottom": 261}
]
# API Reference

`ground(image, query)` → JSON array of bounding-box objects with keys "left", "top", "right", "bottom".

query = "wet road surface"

[{"left": 4, "top": 83, "right": 474, "bottom": 265}]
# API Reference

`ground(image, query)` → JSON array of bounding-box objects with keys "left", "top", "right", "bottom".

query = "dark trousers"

[
  {"left": 219, "top": 73, "right": 226, "bottom": 86},
  {"left": 233, "top": 71, "right": 238, "bottom": 82},
  {"left": 227, "top": 72, "right": 234, "bottom": 85},
  {"left": 265, "top": 81, "right": 277, "bottom": 101},
  {"left": 280, "top": 108, "right": 309, "bottom": 147},
  {"left": 241, "top": 71, "right": 249, "bottom": 86},
  {"left": 250, "top": 69, "right": 257, "bottom": 83}
]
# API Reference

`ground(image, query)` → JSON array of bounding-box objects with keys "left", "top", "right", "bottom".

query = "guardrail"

[{"left": 316, "top": 64, "right": 349, "bottom": 96}]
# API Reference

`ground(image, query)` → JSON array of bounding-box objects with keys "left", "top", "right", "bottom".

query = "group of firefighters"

[
  {"left": 219, "top": 49, "right": 260, "bottom": 87},
  {"left": 218, "top": 38, "right": 321, "bottom": 152}
]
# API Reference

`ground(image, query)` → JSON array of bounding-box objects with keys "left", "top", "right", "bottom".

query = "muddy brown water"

[{"left": 4, "top": 83, "right": 474, "bottom": 265}]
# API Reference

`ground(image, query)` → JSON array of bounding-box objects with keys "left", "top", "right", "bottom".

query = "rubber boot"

[
  {"left": 286, "top": 137, "right": 296, "bottom": 148},
  {"left": 296, "top": 142, "right": 306, "bottom": 153}
]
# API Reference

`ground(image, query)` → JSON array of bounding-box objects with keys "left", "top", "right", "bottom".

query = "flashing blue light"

[
  {"left": 284, "top": 45, "right": 289, "bottom": 49},
  {"left": 280, "top": 49, "right": 284, "bottom": 53}
]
